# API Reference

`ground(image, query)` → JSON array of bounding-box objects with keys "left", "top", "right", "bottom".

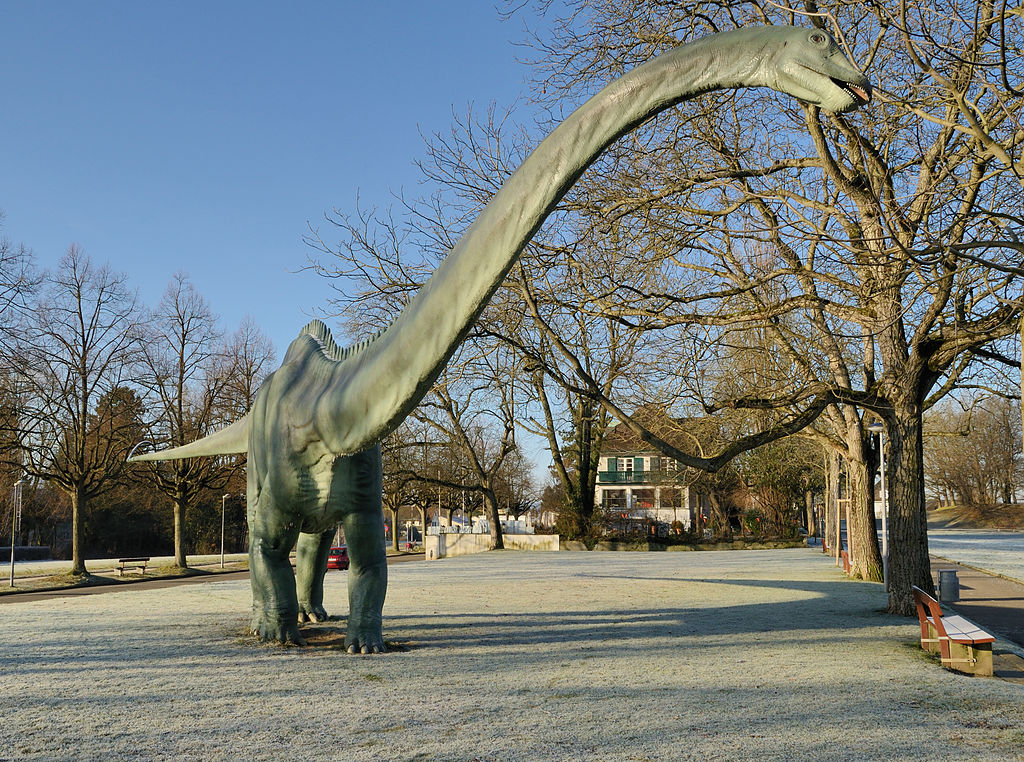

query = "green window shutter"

[
  {"left": 608, "top": 458, "right": 616, "bottom": 471},
  {"left": 634, "top": 457, "right": 644, "bottom": 472}
]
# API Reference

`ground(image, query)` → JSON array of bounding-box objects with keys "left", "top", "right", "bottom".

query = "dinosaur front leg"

[
  {"left": 248, "top": 505, "right": 303, "bottom": 644},
  {"left": 296, "top": 529, "right": 334, "bottom": 622},
  {"left": 342, "top": 507, "right": 388, "bottom": 654}
]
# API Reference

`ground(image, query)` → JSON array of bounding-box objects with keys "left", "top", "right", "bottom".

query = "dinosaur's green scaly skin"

[{"left": 133, "top": 27, "right": 870, "bottom": 651}]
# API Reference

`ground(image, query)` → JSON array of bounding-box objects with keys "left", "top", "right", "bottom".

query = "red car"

[{"left": 327, "top": 546, "right": 349, "bottom": 571}]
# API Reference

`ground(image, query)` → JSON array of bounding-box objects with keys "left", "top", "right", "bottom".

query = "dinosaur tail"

[{"left": 129, "top": 414, "right": 251, "bottom": 462}]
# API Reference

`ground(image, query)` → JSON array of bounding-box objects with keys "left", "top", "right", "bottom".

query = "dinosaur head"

[{"left": 766, "top": 27, "right": 871, "bottom": 113}]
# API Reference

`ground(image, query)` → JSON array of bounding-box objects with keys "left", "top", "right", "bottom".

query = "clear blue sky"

[{"left": 1, "top": 1, "right": 534, "bottom": 356}]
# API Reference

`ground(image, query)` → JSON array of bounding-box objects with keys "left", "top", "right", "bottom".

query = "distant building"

[{"left": 595, "top": 411, "right": 710, "bottom": 530}]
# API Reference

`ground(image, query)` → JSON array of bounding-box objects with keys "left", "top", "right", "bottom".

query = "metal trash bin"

[{"left": 938, "top": 568, "right": 960, "bottom": 602}]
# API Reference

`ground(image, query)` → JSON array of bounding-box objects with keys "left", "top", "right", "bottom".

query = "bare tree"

[
  {"left": 218, "top": 316, "right": 276, "bottom": 419},
  {"left": 406, "top": 338, "right": 523, "bottom": 550},
  {"left": 10, "top": 247, "right": 143, "bottom": 574},
  {"left": 500, "top": 0, "right": 1024, "bottom": 614},
  {"left": 0, "top": 214, "right": 38, "bottom": 350},
  {"left": 136, "top": 274, "right": 239, "bottom": 568},
  {"left": 0, "top": 217, "right": 42, "bottom": 553},
  {"left": 926, "top": 395, "right": 1022, "bottom": 506},
  {"left": 407, "top": 84, "right": 840, "bottom": 540},
  {"left": 380, "top": 419, "right": 446, "bottom": 551},
  {"left": 493, "top": 446, "right": 538, "bottom": 521},
  {"left": 308, "top": 168, "right": 527, "bottom": 551}
]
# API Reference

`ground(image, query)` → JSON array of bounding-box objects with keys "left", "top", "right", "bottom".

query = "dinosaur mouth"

[{"left": 830, "top": 76, "right": 871, "bottom": 105}]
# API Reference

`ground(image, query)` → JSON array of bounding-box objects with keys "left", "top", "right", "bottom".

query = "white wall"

[{"left": 425, "top": 533, "right": 560, "bottom": 560}]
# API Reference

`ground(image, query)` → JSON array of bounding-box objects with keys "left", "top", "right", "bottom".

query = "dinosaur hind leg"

[
  {"left": 337, "top": 445, "right": 388, "bottom": 654},
  {"left": 343, "top": 507, "right": 388, "bottom": 654},
  {"left": 296, "top": 529, "right": 334, "bottom": 622},
  {"left": 248, "top": 504, "right": 303, "bottom": 644}
]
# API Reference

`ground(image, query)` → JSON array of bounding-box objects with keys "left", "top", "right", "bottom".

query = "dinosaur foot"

[
  {"left": 250, "top": 614, "right": 306, "bottom": 645},
  {"left": 345, "top": 629, "right": 387, "bottom": 655},
  {"left": 298, "top": 603, "right": 329, "bottom": 623}
]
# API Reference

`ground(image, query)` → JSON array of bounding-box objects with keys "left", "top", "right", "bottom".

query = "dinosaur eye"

[{"left": 810, "top": 32, "right": 827, "bottom": 45}]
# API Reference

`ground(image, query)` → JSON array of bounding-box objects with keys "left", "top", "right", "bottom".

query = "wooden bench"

[
  {"left": 840, "top": 549, "right": 851, "bottom": 575},
  {"left": 911, "top": 585, "right": 994, "bottom": 676},
  {"left": 117, "top": 557, "right": 149, "bottom": 576}
]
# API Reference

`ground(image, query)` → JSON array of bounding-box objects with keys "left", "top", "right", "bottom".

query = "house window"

[{"left": 617, "top": 458, "right": 633, "bottom": 473}]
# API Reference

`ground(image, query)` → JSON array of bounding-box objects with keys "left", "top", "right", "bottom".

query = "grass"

[
  {"left": 931, "top": 503, "right": 1024, "bottom": 531},
  {"left": 0, "top": 559, "right": 249, "bottom": 595},
  {"left": 5, "top": 549, "right": 1024, "bottom": 761}
]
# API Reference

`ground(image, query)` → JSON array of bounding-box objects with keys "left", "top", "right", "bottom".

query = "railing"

[{"left": 597, "top": 470, "right": 685, "bottom": 485}]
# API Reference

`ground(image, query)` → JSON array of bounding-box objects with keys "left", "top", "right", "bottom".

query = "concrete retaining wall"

[
  {"left": 425, "top": 533, "right": 560, "bottom": 560},
  {"left": 561, "top": 539, "right": 807, "bottom": 552}
]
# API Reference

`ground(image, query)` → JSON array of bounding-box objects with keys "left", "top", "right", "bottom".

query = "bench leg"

[{"left": 941, "top": 641, "right": 993, "bottom": 677}]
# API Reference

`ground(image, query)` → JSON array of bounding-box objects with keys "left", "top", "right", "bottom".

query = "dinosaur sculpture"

[{"left": 132, "top": 27, "right": 870, "bottom": 652}]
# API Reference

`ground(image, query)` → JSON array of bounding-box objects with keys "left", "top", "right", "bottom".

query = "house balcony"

[{"left": 597, "top": 470, "right": 685, "bottom": 485}]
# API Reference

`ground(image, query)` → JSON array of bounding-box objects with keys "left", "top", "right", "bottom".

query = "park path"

[
  {"left": 927, "top": 558, "right": 1024, "bottom": 682},
  {"left": 923, "top": 526, "right": 1024, "bottom": 680}
]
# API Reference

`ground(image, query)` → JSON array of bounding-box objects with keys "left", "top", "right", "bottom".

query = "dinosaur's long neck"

[{"left": 317, "top": 28, "right": 782, "bottom": 454}]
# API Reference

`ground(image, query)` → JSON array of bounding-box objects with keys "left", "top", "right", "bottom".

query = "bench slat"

[{"left": 939, "top": 614, "right": 995, "bottom": 644}]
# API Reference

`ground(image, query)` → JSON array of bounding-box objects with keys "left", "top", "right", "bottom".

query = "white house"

[{"left": 596, "top": 414, "right": 710, "bottom": 529}]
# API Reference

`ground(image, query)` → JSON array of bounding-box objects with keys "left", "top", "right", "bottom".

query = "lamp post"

[
  {"left": 221, "top": 494, "right": 230, "bottom": 569},
  {"left": 126, "top": 440, "right": 153, "bottom": 461},
  {"left": 10, "top": 480, "right": 22, "bottom": 587},
  {"left": 867, "top": 422, "right": 888, "bottom": 588}
]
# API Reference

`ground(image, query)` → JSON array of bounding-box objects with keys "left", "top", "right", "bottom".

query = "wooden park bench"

[
  {"left": 840, "top": 549, "right": 851, "bottom": 575},
  {"left": 911, "top": 585, "right": 994, "bottom": 676},
  {"left": 117, "top": 557, "right": 150, "bottom": 576}
]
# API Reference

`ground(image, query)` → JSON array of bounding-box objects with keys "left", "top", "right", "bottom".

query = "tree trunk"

[
  {"left": 387, "top": 506, "right": 400, "bottom": 551},
  {"left": 824, "top": 451, "right": 840, "bottom": 558},
  {"left": 804, "top": 489, "right": 815, "bottom": 537},
  {"left": 846, "top": 453, "right": 883, "bottom": 582},
  {"left": 707, "top": 493, "right": 730, "bottom": 540},
  {"left": 563, "top": 399, "right": 600, "bottom": 541},
  {"left": 418, "top": 505, "right": 428, "bottom": 543},
  {"left": 173, "top": 489, "right": 188, "bottom": 568},
  {"left": 484, "top": 489, "right": 505, "bottom": 550},
  {"left": 886, "top": 404, "right": 934, "bottom": 615},
  {"left": 70, "top": 485, "right": 85, "bottom": 575}
]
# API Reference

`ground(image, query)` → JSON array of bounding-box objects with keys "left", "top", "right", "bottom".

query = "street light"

[
  {"left": 220, "top": 494, "right": 243, "bottom": 568},
  {"left": 867, "top": 421, "right": 888, "bottom": 589},
  {"left": 126, "top": 440, "right": 153, "bottom": 461},
  {"left": 9, "top": 480, "right": 22, "bottom": 588},
  {"left": 221, "top": 494, "right": 229, "bottom": 569}
]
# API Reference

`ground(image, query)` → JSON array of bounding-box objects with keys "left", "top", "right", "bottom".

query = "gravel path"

[{"left": 2, "top": 548, "right": 1023, "bottom": 761}]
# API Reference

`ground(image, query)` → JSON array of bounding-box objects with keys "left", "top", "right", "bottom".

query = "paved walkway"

[{"left": 930, "top": 557, "right": 1024, "bottom": 682}]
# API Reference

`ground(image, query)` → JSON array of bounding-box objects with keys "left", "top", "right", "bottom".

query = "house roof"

[{"left": 600, "top": 406, "right": 706, "bottom": 456}]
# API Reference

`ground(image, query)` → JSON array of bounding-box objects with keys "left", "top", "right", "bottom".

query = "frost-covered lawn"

[
  {"left": 2, "top": 554, "right": 250, "bottom": 577},
  {"left": 3, "top": 549, "right": 1023, "bottom": 762},
  {"left": 929, "top": 530, "right": 1024, "bottom": 583}
]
